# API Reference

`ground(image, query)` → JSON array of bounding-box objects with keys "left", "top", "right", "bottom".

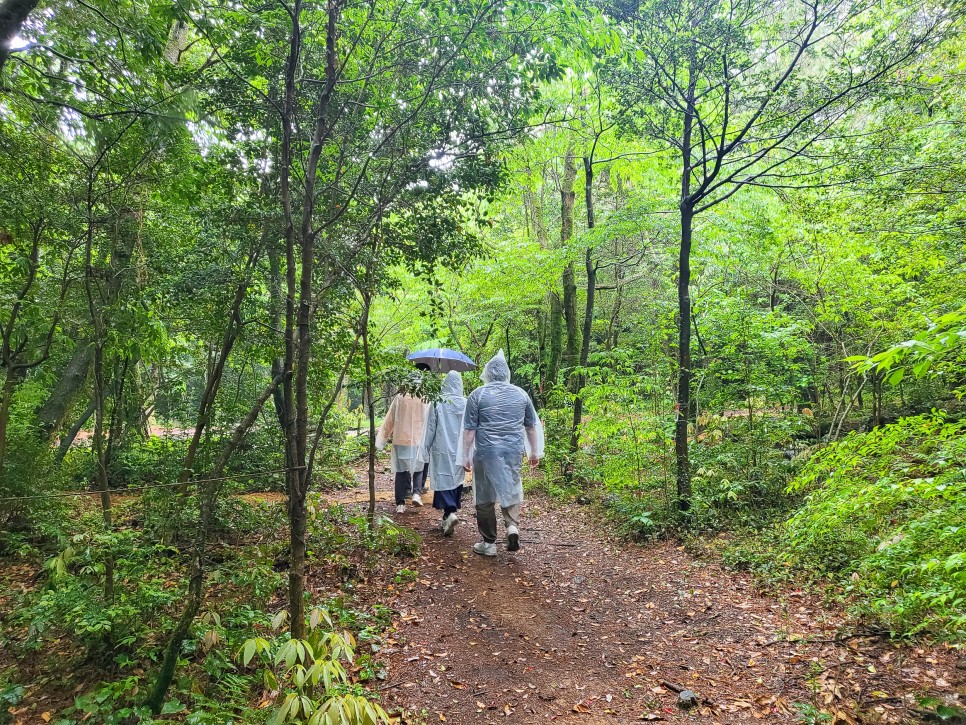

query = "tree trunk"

[
  {"left": 81, "top": 165, "right": 116, "bottom": 598},
  {"left": 0, "top": 0, "right": 38, "bottom": 72},
  {"left": 570, "top": 156, "right": 597, "bottom": 453},
  {"left": 524, "top": 185, "right": 548, "bottom": 248},
  {"left": 673, "top": 56, "right": 699, "bottom": 514},
  {"left": 280, "top": 0, "right": 303, "bottom": 638},
  {"left": 257, "top": 113, "right": 285, "bottom": 434},
  {"left": 362, "top": 297, "right": 377, "bottom": 524},
  {"left": 35, "top": 341, "right": 93, "bottom": 440},
  {"left": 560, "top": 148, "right": 579, "bottom": 369},
  {"left": 286, "top": 487, "right": 308, "bottom": 637},
  {"left": 105, "top": 357, "right": 130, "bottom": 471},
  {"left": 267, "top": 239, "right": 286, "bottom": 432},
  {"left": 91, "top": 344, "right": 115, "bottom": 600},
  {"left": 562, "top": 265, "right": 579, "bottom": 368},
  {"left": 281, "top": 0, "right": 341, "bottom": 642},
  {"left": 56, "top": 400, "right": 96, "bottom": 464},
  {"left": 536, "top": 307, "right": 547, "bottom": 405},
  {"left": 0, "top": 368, "right": 16, "bottom": 471},
  {"left": 674, "top": 203, "right": 694, "bottom": 512},
  {"left": 570, "top": 250, "right": 596, "bottom": 452},
  {"left": 546, "top": 294, "right": 563, "bottom": 391}
]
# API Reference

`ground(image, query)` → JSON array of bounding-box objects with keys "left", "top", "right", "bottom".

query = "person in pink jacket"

[{"left": 376, "top": 390, "right": 430, "bottom": 513}]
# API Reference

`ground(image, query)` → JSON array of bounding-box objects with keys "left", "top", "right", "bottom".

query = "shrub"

[
  {"left": 779, "top": 413, "right": 966, "bottom": 637},
  {"left": 0, "top": 381, "right": 70, "bottom": 544},
  {"left": 239, "top": 609, "right": 390, "bottom": 724},
  {"left": 14, "top": 523, "right": 182, "bottom": 664},
  {"left": 686, "top": 414, "right": 809, "bottom": 530}
]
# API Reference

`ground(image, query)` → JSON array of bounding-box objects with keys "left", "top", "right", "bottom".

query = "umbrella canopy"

[{"left": 407, "top": 347, "right": 477, "bottom": 373}]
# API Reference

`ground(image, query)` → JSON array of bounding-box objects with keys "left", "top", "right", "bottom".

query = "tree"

[
  {"left": 609, "top": 0, "right": 952, "bottom": 512},
  {"left": 217, "top": 0, "right": 560, "bottom": 638}
]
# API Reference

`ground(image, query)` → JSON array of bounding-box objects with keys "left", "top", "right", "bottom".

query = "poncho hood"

[
  {"left": 481, "top": 349, "right": 511, "bottom": 384},
  {"left": 441, "top": 370, "right": 464, "bottom": 398}
]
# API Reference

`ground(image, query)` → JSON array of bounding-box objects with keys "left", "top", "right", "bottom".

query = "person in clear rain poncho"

[
  {"left": 376, "top": 381, "right": 430, "bottom": 514},
  {"left": 460, "top": 350, "right": 544, "bottom": 556},
  {"left": 419, "top": 371, "right": 467, "bottom": 536}
]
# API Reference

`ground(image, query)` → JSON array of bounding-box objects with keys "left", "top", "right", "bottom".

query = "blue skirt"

[{"left": 432, "top": 485, "right": 463, "bottom": 511}]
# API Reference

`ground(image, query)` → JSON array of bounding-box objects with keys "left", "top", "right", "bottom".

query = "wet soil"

[{"left": 345, "top": 470, "right": 964, "bottom": 724}]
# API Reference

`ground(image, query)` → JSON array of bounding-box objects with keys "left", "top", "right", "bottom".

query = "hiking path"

[{"left": 328, "top": 469, "right": 963, "bottom": 724}]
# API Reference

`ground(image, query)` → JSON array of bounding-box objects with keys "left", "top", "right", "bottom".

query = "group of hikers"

[{"left": 375, "top": 351, "right": 544, "bottom": 556}]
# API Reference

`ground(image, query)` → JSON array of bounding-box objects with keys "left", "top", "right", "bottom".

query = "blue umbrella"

[{"left": 407, "top": 347, "right": 477, "bottom": 373}]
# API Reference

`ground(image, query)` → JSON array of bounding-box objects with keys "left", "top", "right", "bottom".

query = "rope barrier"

[{"left": 0, "top": 467, "right": 302, "bottom": 504}]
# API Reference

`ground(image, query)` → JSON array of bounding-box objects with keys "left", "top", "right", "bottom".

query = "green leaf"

[
  {"left": 935, "top": 704, "right": 966, "bottom": 720},
  {"left": 160, "top": 700, "right": 184, "bottom": 715},
  {"left": 272, "top": 693, "right": 297, "bottom": 725},
  {"left": 242, "top": 639, "right": 257, "bottom": 666},
  {"left": 263, "top": 668, "right": 279, "bottom": 691}
]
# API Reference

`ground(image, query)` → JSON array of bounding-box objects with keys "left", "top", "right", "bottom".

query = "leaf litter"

[{"left": 336, "top": 469, "right": 963, "bottom": 723}]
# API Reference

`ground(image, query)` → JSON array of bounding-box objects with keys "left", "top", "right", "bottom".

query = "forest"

[{"left": 0, "top": 0, "right": 964, "bottom": 722}]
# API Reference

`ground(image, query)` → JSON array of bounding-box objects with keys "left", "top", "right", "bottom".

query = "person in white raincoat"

[
  {"left": 420, "top": 371, "right": 467, "bottom": 536},
  {"left": 376, "top": 387, "right": 430, "bottom": 513},
  {"left": 460, "top": 350, "right": 544, "bottom": 556}
]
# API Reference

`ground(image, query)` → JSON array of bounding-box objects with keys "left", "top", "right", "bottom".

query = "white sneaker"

[
  {"left": 442, "top": 513, "right": 458, "bottom": 537},
  {"left": 395, "top": 504, "right": 406, "bottom": 514},
  {"left": 472, "top": 541, "right": 497, "bottom": 557},
  {"left": 506, "top": 525, "right": 520, "bottom": 552},
  {"left": 411, "top": 493, "right": 423, "bottom": 507}
]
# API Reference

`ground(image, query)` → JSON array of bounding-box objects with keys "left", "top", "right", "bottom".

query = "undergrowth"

[
  {"left": 534, "top": 404, "right": 807, "bottom": 539},
  {"left": 724, "top": 413, "right": 966, "bottom": 640},
  {"left": 535, "top": 400, "right": 965, "bottom": 640},
  {"left": 0, "top": 491, "right": 413, "bottom": 723}
]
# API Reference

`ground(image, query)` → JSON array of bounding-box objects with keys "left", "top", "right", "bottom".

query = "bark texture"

[{"left": 0, "top": 0, "right": 38, "bottom": 73}]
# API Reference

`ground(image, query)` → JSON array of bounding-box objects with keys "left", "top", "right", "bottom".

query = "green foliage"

[
  {"left": 309, "top": 502, "right": 421, "bottom": 561},
  {"left": 15, "top": 523, "right": 182, "bottom": 662},
  {"left": 779, "top": 414, "right": 966, "bottom": 637},
  {"left": 792, "top": 702, "right": 834, "bottom": 724},
  {"left": 376, "top": 366, "right": 443, "bottom": 405},
  {"left": 531, "top": 340, "right": 808, "bottom": 531},
  {"left": 106, "top": 437, "right": 187, "bottom": 488},
  {"left": 0, "top": 381, "right": 68, "bottom": 538},
  {"left": 239, "top": 610, "right": 390, "bottom": 725},
  {"left": 0, "top": 679, "right": 25, "bottom": 725},
  {"left": 852, "top": 307, "right": 966, "bottom": 394},
  {"left": 600, "top": 492, "right": 661, "bottom": 540},
  {"left": 688, "top": 415, "right": 809, "bottom": 529},
  {"left": 577, "top": 349, "right": 674, "bottom": 496},
  {"left": 914, "top": 697, "right": 966, "bottom": 722},
  {"left": 57, "top": 676, "right": 155, "bottom": 724}
]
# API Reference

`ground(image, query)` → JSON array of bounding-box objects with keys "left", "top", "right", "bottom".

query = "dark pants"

[
  {"left": 394, "top": 468, "right": 426, "bottom": 504},
  {"left": 432, "top": 486, "right": 463, "bottom": 517}
]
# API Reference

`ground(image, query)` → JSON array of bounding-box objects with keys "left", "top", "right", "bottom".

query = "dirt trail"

[{"left": 330, "top": 471, "right": 963, "bottom": 724}]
